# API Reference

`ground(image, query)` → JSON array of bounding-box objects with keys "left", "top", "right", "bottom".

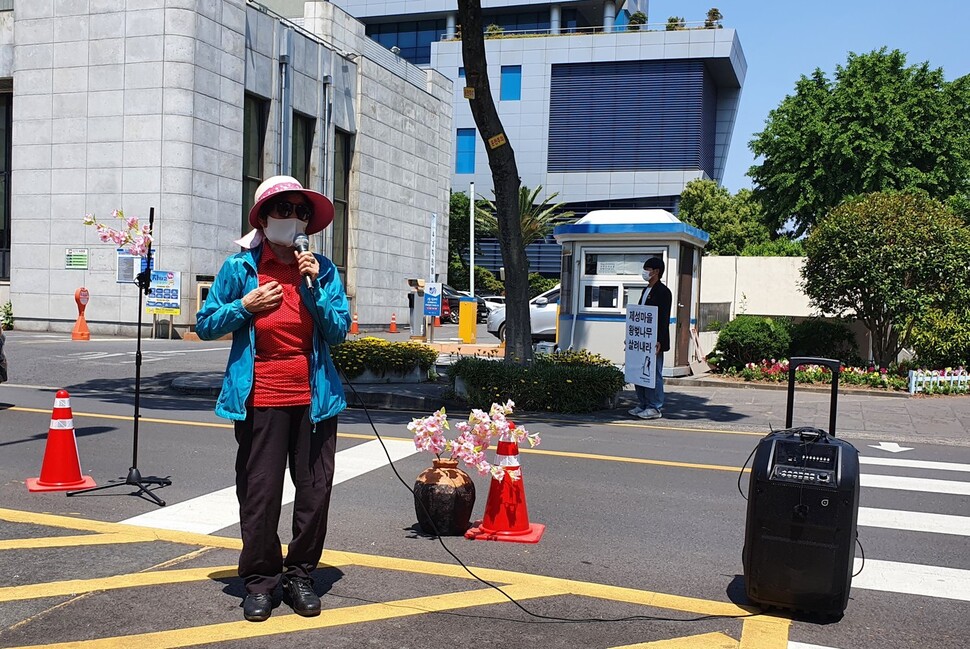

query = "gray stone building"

[{"left": 0, "top": 0, "right": 452, "bottom": 334}]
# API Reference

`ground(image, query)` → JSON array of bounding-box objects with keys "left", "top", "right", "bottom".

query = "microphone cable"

[{"left": 340, "top": 368, "right": 759, "bottom": 625}]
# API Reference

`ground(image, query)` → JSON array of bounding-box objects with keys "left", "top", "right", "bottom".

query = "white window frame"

[{"left": 577, "top": 247, "right": 667, "bottom": 315}]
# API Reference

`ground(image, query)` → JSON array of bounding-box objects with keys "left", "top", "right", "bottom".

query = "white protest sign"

[{"left": 624, "top": 304, "right": 659, "bottom": 388}]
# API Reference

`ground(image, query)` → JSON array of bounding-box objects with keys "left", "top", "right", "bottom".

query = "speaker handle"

[{"left": 786, "top": 357, "right": 841, "bottom": 436}]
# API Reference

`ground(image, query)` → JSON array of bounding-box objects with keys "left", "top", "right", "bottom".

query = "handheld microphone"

[{"left": 293, "top": 233, "right": 314, "bottom": 290}]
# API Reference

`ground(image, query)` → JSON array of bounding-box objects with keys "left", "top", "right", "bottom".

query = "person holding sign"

[{"left": 630, "top": 256, "right": 672, "bottom": 420}]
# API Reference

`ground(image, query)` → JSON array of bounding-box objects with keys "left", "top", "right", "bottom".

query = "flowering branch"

[
  {"left": 407, "top": 400, "right": 540, "bottom": 481},
  {"left": 82, "top": 210, "right": 153, "bottom": 257}
]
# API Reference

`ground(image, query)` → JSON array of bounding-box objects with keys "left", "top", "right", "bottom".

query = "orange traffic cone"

[
  {"left": 26, "top": 390, "right": 97, "bottom": 492},
  {"left": 465, "top": 433, "right": 545, "bottom": 543},
  {"left": 350, "top": 311, "right": 359, "bottom": 335},
  {"left": 433, "top": 316, "right": 441, "bottom": 327},
  {"left": 389, "top": 312, "right": 398, "bottom": 333}
]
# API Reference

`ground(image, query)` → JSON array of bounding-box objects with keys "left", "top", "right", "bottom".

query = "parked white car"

[
  {"left": 485, "top": 285, "right": 560, "bottom": 342},
  {"left": 481, "top": 295, "right": 506, "bottom": 312}
]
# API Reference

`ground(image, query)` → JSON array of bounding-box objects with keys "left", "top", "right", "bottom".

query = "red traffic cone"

[
  {"left": 26, "top": 390, "right": 96, "bottom": 492},
  {"left": 389, "top": 312, "right": 398, "bottom": 333},
  {"left": 350, "top": 311, "right": 359, "bottom": 335},
  {"left": 465, "top": 435, "right": 545, "bottom": 543}
]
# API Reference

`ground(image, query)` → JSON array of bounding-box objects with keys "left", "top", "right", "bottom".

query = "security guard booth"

[{"left": 552, "top": 210, "right": 709, "bottom": 376}]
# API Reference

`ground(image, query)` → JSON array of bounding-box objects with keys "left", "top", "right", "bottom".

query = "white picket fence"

[{"left": 908, "top": 370, "right": 970, "bottom": 394}]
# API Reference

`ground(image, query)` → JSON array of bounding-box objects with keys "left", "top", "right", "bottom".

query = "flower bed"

[{"left": 720, "top": 359, "right": 909, "bottom": 392}]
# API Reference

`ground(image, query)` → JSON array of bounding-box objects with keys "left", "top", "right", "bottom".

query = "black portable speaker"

[{"left": 742, "top": 357, "right": 860, "bottom": 617}]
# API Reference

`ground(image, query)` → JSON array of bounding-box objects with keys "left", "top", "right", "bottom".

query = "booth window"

[
  {"left": 584, "top": 285, "right": 618, "bottom": 308},
  {"left": 578, "top": 250, "right": 666, "bottom": 314}
]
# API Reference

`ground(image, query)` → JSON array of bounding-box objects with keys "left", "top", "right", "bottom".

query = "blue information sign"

[{"left": 423, "top": 282, "right": 442, "bottom": 316}]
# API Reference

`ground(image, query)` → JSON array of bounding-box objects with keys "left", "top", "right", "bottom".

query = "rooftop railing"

[{"left": 442, "top": 19, "right": 722, "bottom": 41}]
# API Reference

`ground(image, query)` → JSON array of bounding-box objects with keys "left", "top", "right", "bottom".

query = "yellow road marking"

[
  {"left": 9, "top": 406, "right": 234, "bottom": 429},
  {"left": 11, "top": 408, "right": 755, "bottom": 473},
  {"left": 0, "top": 508, "right": 789, "bottom": 648},
  {"left": 0, "top": 532, "right": 149, "bottom": 550},
  {"left": 6, "top": 583, "right": 545, "bottom": 649},
  {"left": 609, "top": 422, "right": 766, "bottom": 436},
  {"left": 0, "top": 566, "right": 238, "bottom": 602},
  {"left": 739, "top": 615, "right": 791, "bottom": 648},
  {"left": 613, "top": 631, "right": 739, "bottom": 648},
  {"left": 518, "top": 447, "right": 749, "bottom": 473}
]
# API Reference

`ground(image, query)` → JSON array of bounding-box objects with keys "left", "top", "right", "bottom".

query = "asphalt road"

[{"left": 0, "top": 331, "right": 967, "bottom": 648}]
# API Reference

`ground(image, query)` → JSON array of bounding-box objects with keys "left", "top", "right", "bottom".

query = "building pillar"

[
  {"left": 603, "top": 1, "right": 615, "bottom": 32},
  {"left": 550, "top": 5, "right": 560, "bottom": 34},
  {"left": 446, "top": 13, "right": 456, "bottom": 38}
]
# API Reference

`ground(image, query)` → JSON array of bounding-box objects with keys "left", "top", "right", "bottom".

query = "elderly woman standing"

[{"left": 196, "top": 176, "right": 350, "bottom": 622}]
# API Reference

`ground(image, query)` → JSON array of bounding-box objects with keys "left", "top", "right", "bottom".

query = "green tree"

[
  {"left": 448, "top": 190, "right": 493, "bottom": 274},
  {"left": 628, "top": 11, "right": 647, "bottom": 30},
  {"left": 802, "top": 192, "right": 970, "bottom": 367},
  {"left": 749, "top": 48, "right": 970, "bottom": 236},
  {"left": 665, "top": 16, "right": 685, "bottom": 30},
  {"left": 704, "top": 8, "right": 723, "bottom": 29},
  {"left": 677, "top": 179, "right": 793, "bottom": 255},
  {"left": 458, "top": 0, "right": 532, "bottom": 364},
  {"left": 477, "top": 185, "right": 575, "bottom": 246}
]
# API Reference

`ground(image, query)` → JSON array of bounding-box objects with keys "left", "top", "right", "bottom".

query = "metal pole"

[{"left": 469, "top": 182, "right": 475, "bottom": 296}]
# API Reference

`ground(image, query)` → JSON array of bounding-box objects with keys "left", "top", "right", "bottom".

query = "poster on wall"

[
  {"left": 624, "top": 304, "right": 659, "bottom": 389},
  {"left": 146, "top": 270, "right": 181, "bottom": 316}
]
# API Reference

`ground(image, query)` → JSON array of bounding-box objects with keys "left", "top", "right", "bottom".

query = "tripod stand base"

[{"left": 67, "top": 467, "right": 172, "bottom": 507}]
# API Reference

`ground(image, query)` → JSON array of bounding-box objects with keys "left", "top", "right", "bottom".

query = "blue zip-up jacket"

[{"left": 195, "top": 244, "right": 351, "bottom": 423}]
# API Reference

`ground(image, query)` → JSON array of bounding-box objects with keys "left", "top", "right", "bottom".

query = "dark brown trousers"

[{"left": 234, "top": 406, "right": 338, "bottom": 595}]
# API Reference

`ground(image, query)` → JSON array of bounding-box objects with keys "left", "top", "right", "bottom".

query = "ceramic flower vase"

[{"left": 413, "top": 458, "right": 475, "bottom": 536}]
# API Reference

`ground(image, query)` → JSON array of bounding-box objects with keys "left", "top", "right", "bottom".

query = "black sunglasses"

[{"left": 273, "top": 201, "right": 313, "bottom": 222}]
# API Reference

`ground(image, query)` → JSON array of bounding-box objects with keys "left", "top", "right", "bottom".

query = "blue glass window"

[
  {"left": 500, "top": 66, "right": 522, "bottom": 101},
  {"left": 456, "top": 129, "right": 476, "bottom": 174},
  {"left": 458, "top": 67, "right": 465, "bottom": 78},
  {"left": 365, "top": 20, "right": 446, "bottom": 65}
]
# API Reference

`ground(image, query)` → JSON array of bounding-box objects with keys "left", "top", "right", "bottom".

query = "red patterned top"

[{"left": 251, "top": 244, "right": 313, "bottom": 407}]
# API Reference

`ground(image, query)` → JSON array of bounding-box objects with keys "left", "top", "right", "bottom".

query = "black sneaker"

[
  {"left": 282, "top": 575, "right": 321, "bottom": 617},
  {"left": 243, "top": 592, "right": 273, "bottom": 622}
]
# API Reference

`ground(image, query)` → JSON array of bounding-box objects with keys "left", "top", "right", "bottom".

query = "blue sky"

[{"left": 648, "top": 1, "right": 970, "bottom": 193}]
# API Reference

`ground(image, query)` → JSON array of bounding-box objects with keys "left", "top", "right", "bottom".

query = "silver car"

[{"left": 486, "top": 285, "right": 560, "bottom": 342}]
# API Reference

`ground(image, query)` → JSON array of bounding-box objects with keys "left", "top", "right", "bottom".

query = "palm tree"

[{"left": 478, "top": 185, "right": 575, "bottom": 245}]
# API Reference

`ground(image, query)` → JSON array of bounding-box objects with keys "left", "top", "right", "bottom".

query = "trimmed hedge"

[
  {"left": 450, "top": 354, "right": 625, "bottom": 413},
  {"left": 710, "top": 315, "right": 791, "bottom": 371}
]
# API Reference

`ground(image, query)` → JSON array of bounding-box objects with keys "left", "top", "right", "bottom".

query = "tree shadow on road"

[{"left": 56, "top": 372, "right": 218, "bottom": 413}]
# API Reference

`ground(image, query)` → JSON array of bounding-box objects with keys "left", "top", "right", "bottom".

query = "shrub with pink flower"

[
  {"left": 407, "top": 400, "right": 540, "bottom": 481},
  {"left": 82, "top": 210, "right": 153, "bottom": 257}
]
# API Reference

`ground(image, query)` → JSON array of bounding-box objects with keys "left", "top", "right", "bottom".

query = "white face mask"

[
  {"left": 641, "top": 269, "right": 654, "bottom": 282},
  {"left": 262, "top": 216, "right": 306, "bottom": 246}
]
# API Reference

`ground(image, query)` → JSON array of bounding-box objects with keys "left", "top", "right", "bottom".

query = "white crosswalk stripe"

[
  {"left": 852, "top": 454, "right": 970, "bottom": 603},
  {"left": 121, "top": 439, "right": 418, "bottom": 533}
]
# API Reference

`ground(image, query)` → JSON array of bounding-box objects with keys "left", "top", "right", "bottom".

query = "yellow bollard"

[{"left": 458, "top": 298, "right": 477, "bottom": 344}]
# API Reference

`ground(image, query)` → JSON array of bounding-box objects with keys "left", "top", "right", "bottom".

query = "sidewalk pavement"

[{"left": 172, "top": 326, "right": 970, "bottom": 446}]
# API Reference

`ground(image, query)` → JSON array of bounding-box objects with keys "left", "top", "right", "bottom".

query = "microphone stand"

[{"left": 68, "top": 207, "right": 172, "bottom": 507}]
